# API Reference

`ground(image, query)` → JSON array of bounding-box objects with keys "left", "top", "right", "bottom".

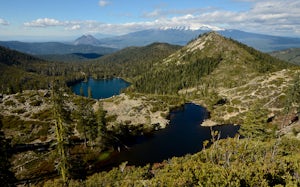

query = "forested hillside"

[
  {"left": 133, "top": 32, "right": 292, "bottom": 94},
  {"left": 87, "top": 42, "right": 182, "bottom": 79},
  {"left": 0, "top": 46, "right": 87, "bottom": 93}
]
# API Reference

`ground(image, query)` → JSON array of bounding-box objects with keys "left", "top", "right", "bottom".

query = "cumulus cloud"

[
  {"left": 0, "top": 18, "right": 9, "bottom": 25},
  {"left": 99, "top": 0, "right": 110, "bottom": 7},
  {"left": 24, "top": 18, "right": 64, "bottom": 27},
  {"left": 202, "top": 0, "right": 300, "bottom": 35}
]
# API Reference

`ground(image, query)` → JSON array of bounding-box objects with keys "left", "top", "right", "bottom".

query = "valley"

[{"left": 0, "top": 32, "right": 300, "bottom": 186}]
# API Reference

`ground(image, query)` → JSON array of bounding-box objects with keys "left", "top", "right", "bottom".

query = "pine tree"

[
  {"left": 88, "top": 86, "right": 92, "bottom": 98},
  {"left": 80, "top": 86, "right": 84, "bottom": 97},
  {"left": 95, "top": 102, "right": 107, "bottom": 147},
  {"left": 51, "top": 80, "right": 69, "bottom": 184},
  {"left": 78, "top": 94, "right": 88, "bottom": 147}
]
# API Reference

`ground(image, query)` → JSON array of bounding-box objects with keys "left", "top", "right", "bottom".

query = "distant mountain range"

[
  {"left": 84, "top": 28, "right": 300, "bottom": 52},
  {"left": 0, "top": 40, "right": 116, "bottom": 56},
  {"left": 1, "top": 28, "right": 300, "bottom": 58}
]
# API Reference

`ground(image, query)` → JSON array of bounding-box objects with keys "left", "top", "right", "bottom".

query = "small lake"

[
  {"left": 71, "top": 77, "right": 130, "bottom": 99},
  {"left": 108, "top": 103, "right": 239, "bottom": 166}
]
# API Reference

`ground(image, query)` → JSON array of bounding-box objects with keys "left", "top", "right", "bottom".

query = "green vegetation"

[
  {"left": 239, "top": 102, "right": 274, "bottom": 140},
  {"left": 134, "top": 56, "right": 222, "bottom": 94},
  {"left": 88, "top": 42, "right": 182, "bottom": 80},
  {"left": 51, "top": 81, "right": 70, "bottom": 183},
  {"left": 285, "top": 73, "right": 300, "bottom": 113},
  {"left": 40, "top": 136, "right": 300, "bottom": 186}
]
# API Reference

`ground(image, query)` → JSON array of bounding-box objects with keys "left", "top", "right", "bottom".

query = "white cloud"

[
  {"left": 143, "top": 9, "right": 162, "bottom": 18},
  {"left": 0, "top": 18, "right": 9, "bottom": 25},
  {"left": 66, "top": 24, "right": 81, "bottom": 31},
  {"left": 142, "top": 7, "right": 216, "bottom": 19},
  {"left": 24, "top": 18, "right": 64, "bottom": 27},
  {"left": 24, "top": 18, "right": 83, "bottom": 32},
  {"left": 99, "top": 0, "right": 110, "bottom": 7}
]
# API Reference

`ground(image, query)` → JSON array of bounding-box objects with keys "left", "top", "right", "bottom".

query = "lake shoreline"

[{"left": 98, "top": 103, "right": 239, "bottom": 169}]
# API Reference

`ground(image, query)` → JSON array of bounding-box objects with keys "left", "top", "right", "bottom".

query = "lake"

[
  {"left": 71, "top": 77, "right": 130, "bottom": 99},
  {"left": 109, "top": 103, "right": 239, "bottom": 166}
]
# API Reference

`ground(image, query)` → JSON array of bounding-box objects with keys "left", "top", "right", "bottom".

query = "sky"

[{"left": 0, "top": 0, "right": 300, "bottom": 41}]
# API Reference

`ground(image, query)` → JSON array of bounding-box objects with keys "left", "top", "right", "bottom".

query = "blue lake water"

[{"left": 71, "top": 77, "right": 130, "bottom": 99}]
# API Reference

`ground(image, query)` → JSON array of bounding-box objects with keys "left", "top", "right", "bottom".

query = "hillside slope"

[
  {"left": 0, "top": 46, "right": 50, "bottom": 93},
  {"left": 270, "top": 48, "right": 300, "bottom": 65},
  {"left": 87, "top": 42, "right": 182, "bottom": 79},
  {"left": 0, "top": 46, "right": 85, "bottom": 93}
]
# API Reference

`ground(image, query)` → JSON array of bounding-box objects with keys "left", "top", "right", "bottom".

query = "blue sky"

[{"left": 0, "top": 0, "right": 300, "bottom": 41}]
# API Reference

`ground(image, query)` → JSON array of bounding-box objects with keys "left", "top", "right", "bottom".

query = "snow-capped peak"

[{"left": 160, "top": 24, "right": 224, "bottom": 31}]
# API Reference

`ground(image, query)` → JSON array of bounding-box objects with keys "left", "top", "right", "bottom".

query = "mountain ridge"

[
  {"left": 0, "top": 40, "right": 116, "bottom": 55},
  {"left": 96, "top": 29, "right": 300, "bottom": 51},
  {"left": 2, "top": 28, "right": 300, "bottom": 56},
  {"left": 134, "top": 32, "right": 291, "bottom": 93}
]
